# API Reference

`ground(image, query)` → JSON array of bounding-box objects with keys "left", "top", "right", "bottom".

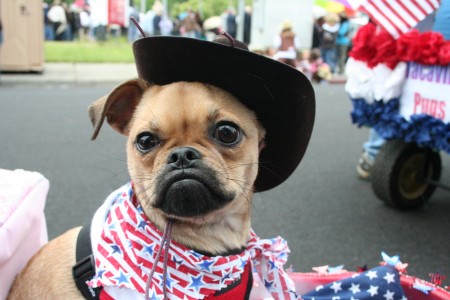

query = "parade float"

[{"left": 346, "top": 1, "right": 450, "bottom": 209}]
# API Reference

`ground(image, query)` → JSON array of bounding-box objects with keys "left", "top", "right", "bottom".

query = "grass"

[{"left": 45, "top": 38, "right": 134, "bottom": 63}]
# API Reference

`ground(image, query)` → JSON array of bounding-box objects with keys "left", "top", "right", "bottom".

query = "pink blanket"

[{"left": 0, "top": 169, "right": 49, "bottom": 299}]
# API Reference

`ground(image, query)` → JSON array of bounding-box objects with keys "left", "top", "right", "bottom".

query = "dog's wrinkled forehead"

[{"left": 132, "top": 82, "right": 258, "bottom": 134}]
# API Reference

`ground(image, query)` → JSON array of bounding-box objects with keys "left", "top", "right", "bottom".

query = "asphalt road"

[{"left": 1, "top": 83, "right": 449, "bottom": 286}]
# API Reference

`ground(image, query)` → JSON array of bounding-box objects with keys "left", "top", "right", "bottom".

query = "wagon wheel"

[{"left": 371, "top": 140, "right": 441, "bottom": 209}]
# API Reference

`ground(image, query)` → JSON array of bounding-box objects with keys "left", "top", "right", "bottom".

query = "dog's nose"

[{"left": 167, "top": 147, "right": 202, "bottom": 168}]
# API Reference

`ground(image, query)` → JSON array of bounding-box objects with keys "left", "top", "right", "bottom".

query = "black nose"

[{"left": 167, "top": 147, "right": 202, "bottom": 168}]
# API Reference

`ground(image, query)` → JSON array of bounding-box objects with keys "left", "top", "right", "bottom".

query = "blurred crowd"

[
  {"left": 43, "top": 0, "right": 353, "bottom": 83},
  {"left": 269, "top": 12, "right": 353, "bottom": 83},
  {"left": 42, "top": 0, "right": 252, "bottom": 45}
]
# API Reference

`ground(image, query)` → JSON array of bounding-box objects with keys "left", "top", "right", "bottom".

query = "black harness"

[{"left": 72, "top": 224, "right": 102, "bottom": 299}]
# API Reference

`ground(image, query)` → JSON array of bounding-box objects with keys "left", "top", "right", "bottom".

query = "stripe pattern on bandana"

[{"left": 88, "top": 183, "right": 297, "bottom": 299}]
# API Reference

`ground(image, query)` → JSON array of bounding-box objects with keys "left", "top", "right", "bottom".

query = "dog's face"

[{"left": 89, "top": 80, "right": 265, "bottom": 244}]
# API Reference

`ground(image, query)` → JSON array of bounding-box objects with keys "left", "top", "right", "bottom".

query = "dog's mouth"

[{"left": 154, "top": 167, "right": 236, "bottom": 217}]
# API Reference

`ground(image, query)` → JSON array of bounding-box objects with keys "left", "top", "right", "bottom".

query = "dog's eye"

[
  {"left": 136, "top": 132, "right": 159, "bottom": 153},
  {"left": 213, "top": 122, "right": 241, "bottom": 146}
]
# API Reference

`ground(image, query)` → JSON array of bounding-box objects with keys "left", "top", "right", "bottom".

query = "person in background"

[
  {"left": 336, "top": 12, "right": 350, "bottom": 74},
  {"left": 243, "top": 6, "right": 252, "bottom": 45},
  {"left": 43, "top": 3, "right": 55, "bottom": 40},
  {"left": 298, "top": 48, "right": 332, "bottom": 83},
  {"left": 320, "top": 13, "right": 340, "bottom": 74},
  {"left": 180, "top": 10, "right": 201, "bottom": 38},
  {"left": 159, "top": 13, "right": 173, "bottom": 36},
  {"left": 272, "top": 20, "right": 301, "bottom": 68},
  {"left": 127, "top": 2, "right": 140, "bottom": 42},
  {"left": 47, "top": 0, "right": 68, "bottom": 41},
  {"left": 79, "top": 5, "right": 90, "bottom": 41},
  {"left": 225, "top": 7, "right": 237, "bottom": 38},
  {"left": 68, "top": 4, "right": 81, "bottom": 41},
  {"left": 312, "top": 16, "right": 324, "bottom": 49},
  {"left": 141, "top": 8, "right": 155, "bottom": 36}
]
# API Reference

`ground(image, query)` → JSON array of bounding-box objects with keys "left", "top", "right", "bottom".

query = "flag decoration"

[
  {"left": 88, "top": 183, "right": 297, "bottom": 299},
  {"left": 302, "top": 265, "right": 406, "bottom": 299},
  {"left": 359, "top": 0, "right": 440, "bottom": 38}
]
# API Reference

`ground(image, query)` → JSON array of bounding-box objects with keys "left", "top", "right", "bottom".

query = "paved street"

[{"left": 0, "top": 82, "right": 449, "bottom": 285}]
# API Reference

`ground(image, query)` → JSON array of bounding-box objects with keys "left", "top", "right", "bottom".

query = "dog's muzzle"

[{"left": 154, "top": 147, "right": 235, "bottom": 217}]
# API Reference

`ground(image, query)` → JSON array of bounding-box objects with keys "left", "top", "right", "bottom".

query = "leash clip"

[{"left": 72, "top": 254, "right": 101, "bottom": 300}]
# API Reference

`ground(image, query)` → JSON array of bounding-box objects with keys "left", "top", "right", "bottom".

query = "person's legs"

[
  {"left": 337, "top": 44, "right": 348, "bottom": 74},
  {"left": 323, "top": 47, "right": 337, "bottom": 73},
  {"left": 357, "top": 128, "right": 385, "bottom": 179}
]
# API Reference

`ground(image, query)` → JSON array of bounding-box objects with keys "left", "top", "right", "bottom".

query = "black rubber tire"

[{"left": 371, "top": 140, "right": 441, "bottom": 209}]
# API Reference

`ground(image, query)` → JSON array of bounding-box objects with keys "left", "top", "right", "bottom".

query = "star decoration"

[
  {"left": 349, "top": 283, "right": 361, "bottom": 294},
  {"left": 381, "top": 252, "right": 400, "bottom": 266},
  {"left": 97, "top": 269, "right": 106, "bottom": 279},
  {"left": 384, "top": 272, "right": 396, "bottom": 284},
  {"left": 238, "top": 258, "right": 247, "bottom": 270},
  {"left": 172, "top": 256, "right": 184, "bottom": 269},
  {"left": 107, "top": 222, "right": 116, "bottom": 230},
  {"left": 366, "top": 270, "right": 378, "bottom": 280},
  {"left": 198, "top": 259, "right": 215, "bottom": 272},
  {"left": 313, "top": 265, "right": 329, "bottom": 275},
  {"left": 147, "top": 289, "right": 161, "bottom": 300},
  {"left": 367, "top": 285, "right": 379, "bottom": 296},
  {"left": 264, "top": 279, "right": 274, "bottom": 290},
  {"left": 413, "top": 279, "right": 434, "bottom": 294},
  {"left": 114, "top": 271, "right": 130, "bottom": 285},
  {"left": 138, "top": 220, "right": 147, "bottom": 230},
  {"left": 144, "top": 244, "right": 154, "bottom": 256},
  {"left": 158, "top": 273, "right": 176, "bottom": 291},
  {"left": 111, "top": 245, "right": 121, "bottom": 255},
  {"left": 330, "top": 281, "right": 342, "bottom": 293},
  {"left": 267, "top": 258, "right": 277, "bottom": 270},
  {"left": 188, "top": 274, "right": 204, "bottom": 293},
  {"left": 383, "top": 289, "right": 395, "bottom": 300},
  {"left": 328, "top": 265, "right": 345, "bottom": 274}
]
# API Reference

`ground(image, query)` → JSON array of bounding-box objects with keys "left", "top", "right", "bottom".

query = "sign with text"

[{"left": 400, "top": 62, "right": 450, "bottom": 123}]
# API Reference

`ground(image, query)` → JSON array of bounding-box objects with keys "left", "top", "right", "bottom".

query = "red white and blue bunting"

[{"left": 346, "top": 22, "right": 450, "bottom": 153}]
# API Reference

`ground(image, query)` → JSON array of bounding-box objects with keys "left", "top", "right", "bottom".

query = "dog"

[{"left": 7, "top": 36, "right": 315, "bottom": 300}]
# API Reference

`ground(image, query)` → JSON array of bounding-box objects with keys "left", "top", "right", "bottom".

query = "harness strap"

[{"left": 72, "top": 224, "right": 102, "bottom": 300}]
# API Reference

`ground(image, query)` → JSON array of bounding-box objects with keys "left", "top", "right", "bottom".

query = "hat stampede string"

[
  {"left": 131, "top": 17, "right": 147, "bottom": 38},
  {"left": 144, "top": 219, "right": 174, "bottom": 300}
]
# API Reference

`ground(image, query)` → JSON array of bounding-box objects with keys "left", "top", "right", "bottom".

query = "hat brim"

[{"left": 133, "top": 36, "right": 315, "bottom": 192}]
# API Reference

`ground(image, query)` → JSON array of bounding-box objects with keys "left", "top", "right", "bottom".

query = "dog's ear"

[{"left": 88, "top": 79, "right": 149, "bottom": 140}]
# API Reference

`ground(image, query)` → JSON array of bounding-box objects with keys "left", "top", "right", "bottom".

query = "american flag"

[
  {"left": 360, "top": 0, "right": 441, "bottom": 38},
  {"left": 301, "top": 265, "right": 406, "bottom": 300}
]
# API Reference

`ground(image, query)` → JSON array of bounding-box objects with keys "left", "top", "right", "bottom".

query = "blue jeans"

[
  {"left": 321, "top": 47, "right": 337, "bottom": 73},
  {"left": 363, "top": 128, "right": 385, "bottom": 160}
]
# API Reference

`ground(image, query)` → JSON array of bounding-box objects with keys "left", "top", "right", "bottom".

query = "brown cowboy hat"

[{"left": 133, "top": 36, "right": 315, "bottom": 192}]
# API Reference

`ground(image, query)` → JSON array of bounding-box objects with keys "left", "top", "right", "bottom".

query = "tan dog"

[
  {"left": 8, "top": 79, "right": 266, "bottom": 299},
  {"left": 8, "top": 34, "right": 315, "bottom": 300}
]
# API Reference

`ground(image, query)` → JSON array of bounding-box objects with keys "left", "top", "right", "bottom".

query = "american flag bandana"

[{"left": 88, "top": 183, "right": 297, "bottom": 299}]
